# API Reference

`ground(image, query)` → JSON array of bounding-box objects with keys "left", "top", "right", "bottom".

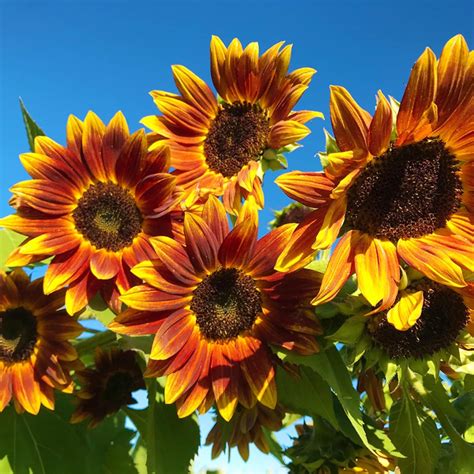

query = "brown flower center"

[
  {"left": 191, "top": 268, "right": 262, "bottom": 340},
  {"left": 345, "top": 138, "right": 462, "bottom": 241},
  {"left": 204, "top": 102, "right": 270, "bottom": 177},
  {"left": 0, "top": 307, "right": 38, "bottom": 363},
  {"left": 368, "top": 280, "right": 469, "bottom": 359},
  {"left": 103, "top": 371, "right": 136, "bottom": 407},
  {"left": 73, "top": 182, "right": 143, "bottom": 252}
]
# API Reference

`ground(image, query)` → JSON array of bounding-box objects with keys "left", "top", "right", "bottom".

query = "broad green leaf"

[
  {"left": 132, "top": 439, "right": 148, "bottom": 474},
  {"left": 145, "top": 382, "right": 200, "bottom": 474},
  {"left": 389, "top": 397, "right": 441, "bottom": 474},
  {"left": 0, "top": 229, "right": 25, "bottom": 270},
  {"left": 262, "top": 428, "right": 284, "bottom": 463},
  {"left": 19, "top": 98, "right": 45, "bottom": 152},
  {"left": 276, "top": 366, "right": 339, "bottom": 429},
  {"left": 86, "top": 293, "right": 117, "bottom": 326},
  {"left": 124, "top": 407, "right": 147, "bottom": 435},
  {"left": 326, "top": 315, "right": 366, "bottom": 344},
  {"left": 0, "top": 406, "right": 86, "bottom": 474}
]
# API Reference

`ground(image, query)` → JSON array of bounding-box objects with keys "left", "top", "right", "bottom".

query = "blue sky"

[{"left": 1, "top": 0, "right": 472, "bottom": 472}]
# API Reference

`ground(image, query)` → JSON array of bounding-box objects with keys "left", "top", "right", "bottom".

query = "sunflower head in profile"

[
  {"left": 275, "top": 34, "right": 473, "bottom": 313},
  {"left": 270, "top": 202, "right": 314, "bottom": 229},
  {"left": 110, "top": 196, "right": 322, "bottom": 421},
  {"left": 205, "top": 402, "right": 285, "bottom": 461},
  {"left": 0, "top": 269, "right": 82, "bottom": 415},
  {"left": 142, "top": 35, "right": 322, "bottom": 215},
  {"left": 0, "top": 112, "right": 183, "bottom": 314},
  {"left": 71, "top": 347, "right": 145, "bottom": 428}
]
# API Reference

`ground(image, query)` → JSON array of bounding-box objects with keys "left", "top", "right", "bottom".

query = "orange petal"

[
  {"left": 90, "top": 249, "right": 121, "bottom": 280},
  {"left": 275, "top": 171, "right": 334, "bottom": 207},
  {"left": 312, "top": 230, "right": 359, "bottom": 306},
  {"left": 0, "top": 371, "right": 12, "bottom": 412},
  {"left": 120, "top": 285, "right": 191, "bottom": 311},
  {"left": 396, "top": 48, "right": 437, "bottom": 145},
  {"left": 176, "top": 375, "right": 210, "bottom": 418},
  {"left": 19, "top": 231, "right": 81, "bottom": 255},
  {"left": 210, "top": 35, "right": 228, "bottom": 98},
  {"left": 115, "top": 129, "right": 147, "bottom": 187},
  {"left": 368, "top": 91, "right": 392, "bottom": 156},
  {"left": 313, "top": 197, "right": 347, "bottom": 250},
  {"left": 0, "top": 215, "right": 71, "bottom": 237},
  {"left": 329, "top": 86, "right": 370, "bottom": 152},
  {"left": 202, "top": 195, "right": 229, "bottom": 246},
  {"left": 397, "top": 237, "right": 466, "bottom": 288},
  {"left": 387, "top": 290, "right": 424, "bottom": 331},
  {"left": 102, "top": 111, "right": 129, "bottom": 179},
  {"left": 135, "top": 173, "right": 177, "bottom": 215},
  {"left": 218, "top": 219, "right": 257, "bottom": 269},
  {"left": 12, "top": 362, "right": 41, "bottom": 415},
  {"left": 109, "top": 308, "right": 167, "bottom": 336},
  {"left": 268, "top": 120, "right": 311, "bottom": 149},
  {"left": 82, "top": 111, "right": 107, "bottom": 181},
  {"left": 65, "top": 273, "right": 100, "bottom": 315}
]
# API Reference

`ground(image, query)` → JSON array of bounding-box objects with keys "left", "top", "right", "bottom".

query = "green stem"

[{"left": 74, "top": 330, "right": 117, "bottom": 356}]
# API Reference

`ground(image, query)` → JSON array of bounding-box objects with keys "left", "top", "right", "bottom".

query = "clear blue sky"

[{"left": 1, "top": 0, "right": 472, "bottom": 471}]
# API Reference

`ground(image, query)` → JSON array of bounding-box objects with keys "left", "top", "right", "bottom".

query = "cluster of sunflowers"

[{"left": 0, "top": 34, "right": 473, "bottom": 474}]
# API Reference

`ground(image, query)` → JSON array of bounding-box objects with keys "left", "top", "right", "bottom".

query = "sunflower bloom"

[
  {"left": 0, "top": 269, "right": 82, "bottom": 414},
  {"left": 206, "top": 402, "right": 284, "bottom": 461},
  {"left": 0, "top": 112, "right": 182, "bottom": 314},
  {"left": 110, "top": 196, "right": 321, "bottom": 421},
  {"left": 142, "top": 35, "right": 321, "bottom": 215},
  {"left": 71, "top": 347, "right": 145, "bottom": 427},
  {"left": 275, "top": 35, "right": 474, "bottom": 312}
]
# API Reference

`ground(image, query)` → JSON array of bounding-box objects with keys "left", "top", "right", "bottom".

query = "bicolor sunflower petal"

[
  {"left": 142, "top": 36, "right": 321, "bottom": 215},
  {"left": 110, "top": 198, "right": 321, "bottom": 420},
  {"left": 1, "top": 112, "right": 182, "bottom": 314},
  {"left": 278, "top": 35, "right": 474, "bottom": 311},
  {"left": 0, "top": 270, "right": 82, "bottom": 414}
]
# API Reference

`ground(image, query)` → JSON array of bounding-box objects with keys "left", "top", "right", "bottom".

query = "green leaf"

[
  {"left": 326, "top": 315, "right": 366, "bottom": 344},
  {"left": 0, "top": 229, "right": 25, "bottom": 270},
  {"left": 145, "top": 382, "right": 200, "bottom": 474},
  {"left": 86, "top": 293, "right": 117, "bottom": 326},
  {"left": 0, "top": 406, "right": 86, "bottom": 474},
  {"left": 276, "top": 366, "right": 339, "bottom": 429},
  {"left": 262, "top": 428, "right": 285, "bottom": 463},
  {"left": 389, "top": 397, "right": 441, "bottom": 474},
  {"left": 19, "top": 98, "right": 45, "bottom": 151}
]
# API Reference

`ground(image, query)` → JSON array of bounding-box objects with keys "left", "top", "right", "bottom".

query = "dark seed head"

[
  {"left": 73, "top": 182, "right": 143, "bottom": 252},
  {"left": 273, "top": 204, "right": 313, "bottom": 228},
  {"left": 204, "top": 102, "right": 270, "bottom": 178},
  {"left": 0, "top": 307, "right": 38, "bottom": 363},
  {"left": 345, "top": 138, "right": 462, "bottom": 241},
  {"left": 102, "top": 371, "right": 136, "bottom": 407},
  {"left": 191, "top": 268, "right": 262, "bottom": 341},
  {"left": 368, "top": 280, "right": 469, "bottom": 359}
]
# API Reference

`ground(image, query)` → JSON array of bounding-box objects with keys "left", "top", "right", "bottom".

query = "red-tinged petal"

[
  {"left": 120, "top": 285, "right": 191, "bottom": 311},
  {"left": 10, "top": 179, "right": 78, "bottom": 214},
  {"left": 5, "top": 245, "right": 48, "bottom": 268},
  {"left": 201, "top": 195, "right": 229, "bottom": 246},
  {"left": 218, "top": 219, "right": 257, "bottom": 269},
  {"left": 0, "top": 370, "right": 12, "bottom": 412},
  {"left": 239, "top": 338, "right": 276, "bottom": 409},
  {"left": 436, "top": 35, "right": 469, "bottom": 125},
  {"left": 44, "top": 241, "right": 92, "bottom": 294},
  {"left": 0, "top": 215, "right": 71, "bottom": 237},
  {"left": 123, "top": 236, "right": 157, "bottom": 269},
  {"left": 141, "top": 142, "right": 171, "bottom": 176},
  {"left": 312, "top": 231, "right": 359, "bottom": 306},
  {"left": 165, "top": 338, "right": 210, "bottom": 404},
  {"left": 275, "top": 171, "right": 334, "bottom": 207},
  {"left": 102, "top": 111, "right": 129, "bottom": 179},
  {"left": 135, "top": 173, "right": 177, "bottom": 215},
  {"left": 313, "top": 197, "right": 347, "bottom": 250},
  {"left": 268, "top": 120, "right": 310, "bottom": 149},
  {"left": 149, "top": 236, "right": 198, "bottom": 285},
  {"left": 150, "top": 309, "right": 194, "bottom": 360},
  {"left": 368, "top": 91, "right": 392, "bottom": 156},
  {"left": 131, "top": 259, "right": 195, "bottom": 294},
  {"left": 19, "top": 231, "right": 81, "bottom": 256},
  {"left": 66, "top": 114, "right": 84, "bottom": 158},
  {"left": 387, "top": 290, "right": 424, "bottom": 331},
  {"left": 176, "top": 375, "right": 211, "bottom": 418},
  {"left": 184, "top": 213, "right": 219, "bottom": 274},
  {"left": 446, "top": 211, "right": 474, "bottom": 243},
  {"left": 275, "top": 208, "right": 327, "bottom": 272},
  {"left": 397, "top": 48, "right": 437, "bottom": 145},
  {"left": 110, "top": 308, "right": 167, "bottom": 336},
  {"left": 247, "top": 224, "right": 296, "bottom": 279},
  {"left": 397, "top": 237, "right": 466, "bottom": 288},
  {"left": 288, "top": 67, "right": 317, "bottom": 86},
  {"left": 237, "top": 161, "right": 258, "bottom": 193},
  {"left": 172, "top": 65, "right": 217, "bottom": 117},
  {"left": 354, "top": 235, "right": 399, "bottom": 309},
  {"left": 164, "top": 327, "right": 201, "bottom": 375},
  {"left": 39, "top": 383, "right": 55, "bottom": 410},
  {"left": 38, "top": 316, "right": 82, "bottom": 340},
  {"left": 115, "top": 129, "right": 147, "bottom": 187},
  {"left": 210, "top": 35, "right": 228, "bottom": 97},
  {"left": 82, "top": 111, "right": 107, "bottom": 181},
  {"left": 90, "top": 249, "right": 121, "bottom": 280},
  {"left": 65, "top": 272, "right": 100, "bottom": 315},
  {"left": 288, "top": 110, "right": 324, "bottom": 124},
  {"left": 330, "top": 86, "right": 371, "bottom": 152},
  {"left": 210, "top": 345, "right": 238, "bottom": 421},
  {"left": 12, "top": 362, "right": 41, "bottom": 415}
]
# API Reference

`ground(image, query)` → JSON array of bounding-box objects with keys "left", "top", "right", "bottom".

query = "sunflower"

[
  {"left": 275, "top": 35, "right": 473, "bottom": 312},
  {"left": 71, "top": 347, "right": 145, "bottom": 428},
  {"left": 142, "top": 35, "right": 322, "bottom": 215},
  {"left": 0, "top": 269, "right": 82, "bottom": 415},
  {"left": 206, "top": 402, "right": 285, "bottom": 461},
  {"left": 110, "top": 196, "right": 321, "bottom": 421},
  {"left": 0, "top": 112, "right": 183, "bottom": 314}
]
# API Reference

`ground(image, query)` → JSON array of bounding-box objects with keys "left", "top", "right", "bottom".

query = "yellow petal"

[{"left": 387, "top": 290, "right": 424, "bottom": 331}]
